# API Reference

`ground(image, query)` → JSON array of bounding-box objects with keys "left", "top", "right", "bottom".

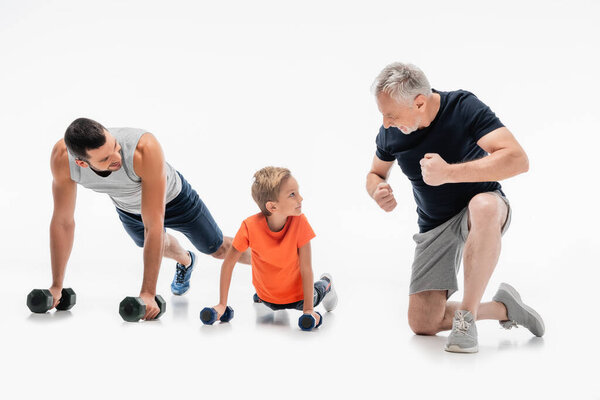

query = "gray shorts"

[{"left": 409, "top": 191, "right": 512, "bottom": 299}]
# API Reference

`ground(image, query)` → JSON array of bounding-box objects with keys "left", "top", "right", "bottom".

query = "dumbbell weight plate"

[
  {"left": 56, "top": 288, "right": 77, "bottom": 311},
  {"left": 155, "top": 295, "right": 166, "bottom": 319},
  {"left": 221, "top": 306, "right": 234, "bottom": 322},
  {"left": 119, "top": 297, "right": 146, "bottom": 322},
  {"left": 200, "top": 307, "right": 218, "bottom": 325},
  {"left": 27, "top": 289, "right": 53, "bottom": 314}
]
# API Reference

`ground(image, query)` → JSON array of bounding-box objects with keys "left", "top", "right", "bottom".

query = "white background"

[{"left": 1, "top": 1, "right": 599, "bottom": 398}]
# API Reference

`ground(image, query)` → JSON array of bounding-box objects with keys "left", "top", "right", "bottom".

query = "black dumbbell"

[
  {"left": 27, "top": 288, "right": 76, "bottom": 313},
  {"left": 298, "top": 312, "right": 323, "bottom": 331},
  {"left": 119, "top": 295, "right": 166, "bottom": 322},
  {"left": 200, "top": 306, "right": 234, "bottom": 325}
]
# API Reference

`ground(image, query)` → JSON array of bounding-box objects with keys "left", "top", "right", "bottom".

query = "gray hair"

[{"left": 371, "top": 62, "right": 432, "bottom": 105}]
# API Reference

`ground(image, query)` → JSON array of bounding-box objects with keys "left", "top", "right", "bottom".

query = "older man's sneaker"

[
  {"left": 320, "top": 273, "right": 338, "bottom": 312},
  {"left": 171, "top": 251, "right": 196, "bottom": 295},
  {"left": 493, "top": 282, "right": 545, "bottom": 337},
  {"left": 445, "top": 310, "right": 478, "bottom": 353}
]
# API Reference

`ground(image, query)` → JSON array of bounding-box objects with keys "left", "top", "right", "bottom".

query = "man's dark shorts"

[{"left": 116, "top": 172, "right": 223, "bottom": 255}]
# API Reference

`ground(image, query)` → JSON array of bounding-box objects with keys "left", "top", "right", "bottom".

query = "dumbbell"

[
  {"left": 200, "top": 306, "right": 234, "bottom": 325},
  {"left": 27, "top": 288, "right": 76, "bottom": 313},
  {"left": 298, "top": 312, "right": 323, "bottom": 331},
  {"left": 119, "top": 295, "right": 166, "bottom": 322}
]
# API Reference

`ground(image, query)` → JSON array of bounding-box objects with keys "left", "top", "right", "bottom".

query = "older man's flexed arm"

[{"left": 366, "top": 155, "right": 397, "bottom": 212}]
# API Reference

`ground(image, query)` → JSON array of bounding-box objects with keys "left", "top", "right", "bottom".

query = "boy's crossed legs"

[{"left": 254, "top": 275, "right": 336, "bottom": 312}]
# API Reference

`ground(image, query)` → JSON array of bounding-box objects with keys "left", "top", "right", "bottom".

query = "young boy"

[{"left": 208, "top": 166, "right": 338, "bottom": 329}]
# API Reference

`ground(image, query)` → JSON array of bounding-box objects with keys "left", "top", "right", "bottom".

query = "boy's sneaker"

[
  {"left": 170, "top": 251, "right": 196, "bottom": 295},
  {"left": 493, "top": 282, "right": 545, "bottom": 337},
  {"left": 445, "top": 310, "right": 478, "bottom": 353},
  {"left": 320, "top": 273, "right": 338, "bottom": 312}
]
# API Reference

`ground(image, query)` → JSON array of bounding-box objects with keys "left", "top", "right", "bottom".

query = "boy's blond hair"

[{"left": 252, "top": 166, "right": 292, "bottom": 216}]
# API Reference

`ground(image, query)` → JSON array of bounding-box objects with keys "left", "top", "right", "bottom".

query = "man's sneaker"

[
  {"left": 170, "top": 251, "right": 196, "bottom": 295},
  {"left": 445, "top": 310, "right": 478, "bottom": 353},
  {"left": 493, "top": 282, "right": 545, "bottom": 337},
  {"left": 320, "top": 273, "right": 338, "bottom": 312}
]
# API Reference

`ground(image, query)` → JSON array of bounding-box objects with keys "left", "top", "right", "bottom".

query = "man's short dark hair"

[{"left": 64, "top": 118, "right": 107, "bottom": 160}]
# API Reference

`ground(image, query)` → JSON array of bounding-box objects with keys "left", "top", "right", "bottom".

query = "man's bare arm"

[
  {"left": 134, "top": 133, "right": 167, "bottom": 320},
  {"left": 49, "top": 140, "right": 77, "bottom": 307},
  {"left": 420, "top": 127, "right": 529, "bottom": 186},
  {"left": 450, "top": 127, "right": 529, "bottom": 182},
  {"left": 366, "top": 155, "right": 397, "bottom": 212}
]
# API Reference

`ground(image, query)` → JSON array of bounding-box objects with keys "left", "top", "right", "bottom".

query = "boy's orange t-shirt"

[{"left": 232, "top": 213, "right": 316, "bottom": 304}]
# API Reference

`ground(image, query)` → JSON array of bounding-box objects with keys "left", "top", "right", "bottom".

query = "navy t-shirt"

[{"left": 375, "top": 89, "right": 505, "bottom": 233}]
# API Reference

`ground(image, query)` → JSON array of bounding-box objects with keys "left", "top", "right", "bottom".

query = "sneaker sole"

[
  {"left": 444, "top": 344, "right": 479, "bottom": 353},
  {"left": 170, "top": 287, "right": 190, "bottom": 296},
  {"left": 495, "top": 282, "right": 545, "bottom": 337}
]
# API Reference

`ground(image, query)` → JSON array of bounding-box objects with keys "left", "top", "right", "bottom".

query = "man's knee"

[
  {"left": 468, "top": 193, "right": 506, "bottom": 229},
  {"left": 408, "top": 312, "right": 440, "bottom": 336},
  {"left": 408, "top": 291, "right": 447, "bottom": 335},
  {"left": 211, "top": 237, "right": 231, "bottom": 260}
]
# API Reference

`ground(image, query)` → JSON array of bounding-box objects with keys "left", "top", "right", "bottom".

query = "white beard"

[{"left": 400, "top": 118, "right": 421, "bottom": 135}]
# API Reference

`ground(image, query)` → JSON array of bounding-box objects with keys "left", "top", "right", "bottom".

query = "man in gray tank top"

[{"left": 48, "top": 118, "right": 251, "bottom": 320}]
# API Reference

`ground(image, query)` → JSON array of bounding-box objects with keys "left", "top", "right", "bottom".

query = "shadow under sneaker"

[
  {"left": 171, "top": 251, "right": 196, "bottom": 295},
  {"left": 493, "top": 282, "right": 545, "bottom": 337},
  {"left": 320, "top": 273, "right": 338, "bottom": 312},
  {"left": 445, "top": 310, "right": 478, "bottom": 353}
]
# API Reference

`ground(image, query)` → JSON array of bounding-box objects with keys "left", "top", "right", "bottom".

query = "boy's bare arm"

[
  {"left": 213, "top": 246, "right": 242, "bottom": 316},
  {"left": 299, "top": 242, "right": 319, "bottom": 323}
]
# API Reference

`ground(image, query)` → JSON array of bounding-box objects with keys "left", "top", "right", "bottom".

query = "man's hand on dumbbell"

[
  {"left": 139, "top": 292, "right": 160, "bottom": 320},
  {"left": 49, "top": 285, "right": 63, "bottom": 309}
]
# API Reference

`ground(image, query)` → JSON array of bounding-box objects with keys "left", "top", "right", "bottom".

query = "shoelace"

[
  {"left": 175, "top": 265, "right": 187, "bottom": 284},
  {"left": 454, "top": 313, "right": 471, "bottom": 334},
  {"left": 500, "top": 320, "right": 519, "bottom": 330}
]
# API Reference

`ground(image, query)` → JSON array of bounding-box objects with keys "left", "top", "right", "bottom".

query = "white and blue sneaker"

[{"left": 171, "top": 251, "right": 196, "bottom": 295}]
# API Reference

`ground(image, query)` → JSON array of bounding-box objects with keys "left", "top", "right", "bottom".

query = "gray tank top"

[{"left": 67, "top": 127, "right": 182, "bottom": 214}]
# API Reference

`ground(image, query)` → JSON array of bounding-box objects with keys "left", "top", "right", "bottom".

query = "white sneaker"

[
  {"left": 493, "top": 282, "right": 545, "bottom": 337},
  {"left": 320, "top": 273, "right": 338, "bottom": 312},
  {"left": 445, "top": 310, "right": 478, "bottom": 353}
]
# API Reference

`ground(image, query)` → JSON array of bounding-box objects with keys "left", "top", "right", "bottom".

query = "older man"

[{"left": 366, "top": 62, "right": 544, "bottom": 352}]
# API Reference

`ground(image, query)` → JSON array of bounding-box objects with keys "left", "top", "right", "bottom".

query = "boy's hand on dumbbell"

[
  {"left": 304, "top": 310, "right": 321, "bottom": 325},
  {"left": 140, "top": 292, "right": 160, "bottom": 320},
  {"left": 213, "top": 304, "right": 227, "bottom": 319},
  {"left": 49, "top": 285, "right": 63, "bottom": 309},
  {"left": 298, "top": 309, "right": 323, "bottom": 331}
]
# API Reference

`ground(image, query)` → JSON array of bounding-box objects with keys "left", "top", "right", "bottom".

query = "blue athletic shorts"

[{"left": 116, "top": 172, "right": 223, "bottom": 254}]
